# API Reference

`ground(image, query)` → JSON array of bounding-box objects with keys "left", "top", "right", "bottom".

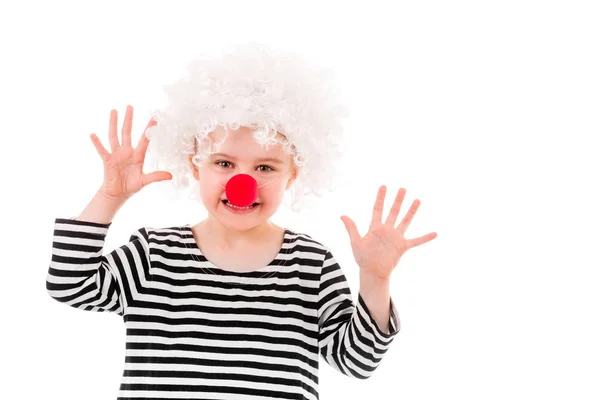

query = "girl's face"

[{"left": 189, "top": 125, "right": 297, "bottom": 231}]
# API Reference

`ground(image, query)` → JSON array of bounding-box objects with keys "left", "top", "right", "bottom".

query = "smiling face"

[{"left": 188, "top": 125, "right": 298, "bottom": 233}]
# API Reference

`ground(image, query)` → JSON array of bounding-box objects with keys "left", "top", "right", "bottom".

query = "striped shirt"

[{"left": 46, "top": 217, "right": 400, "bottom": 400}]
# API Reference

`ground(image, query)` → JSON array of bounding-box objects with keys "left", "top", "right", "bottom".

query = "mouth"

[{"left": 222, "top": 199, "right": 260, "bottom": 209}]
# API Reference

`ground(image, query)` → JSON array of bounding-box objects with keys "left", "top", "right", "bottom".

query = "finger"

[
  {"left": 136, "top": 117, "right": 157, "bottom": 156},
  {"left": 108, "top": 109, "right": 120, "bottom": 151},
  {"left": 397, "top": 199, "right": 420, "bottom": 234},
  {"left": 385, "top": 187, "right": 406, "bottom": 226},
  {"left": 407, "top": 232, "right": 438, "bottom": 249},
  {"left": 121, "top": 105, "right": 133, "bottom": 148},
  {"left": 370, "top": 185, "right": 386, "bottom": 228},
  {"left": 142, "top": 171, "right": 173, "bottom": 188},
  {"left": 341, "top": 215, "right": 361, "bottom": 244},
  {"left": 90, "top": 133, "right": 110, "bottom": 162}
]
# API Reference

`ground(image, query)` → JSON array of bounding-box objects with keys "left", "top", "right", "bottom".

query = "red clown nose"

[{"left": 225, "top": 174, "right": 258, "bottom": 207}]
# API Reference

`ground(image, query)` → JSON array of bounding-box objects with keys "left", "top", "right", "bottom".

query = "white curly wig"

[{"left": 144, "top": 42, "right": 349, "bottom": 212}]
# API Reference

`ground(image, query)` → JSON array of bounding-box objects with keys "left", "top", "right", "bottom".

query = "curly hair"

[{"left": 144, "top": 42, "right": 349, "bottom": 212}]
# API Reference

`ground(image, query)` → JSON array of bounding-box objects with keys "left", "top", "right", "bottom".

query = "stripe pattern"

[{"left": 47, "top": 217, "right": 400, "bottom": 399}]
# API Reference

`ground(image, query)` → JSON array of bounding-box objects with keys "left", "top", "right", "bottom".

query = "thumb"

[
  {"left": 340, "top": 215, "right": 360, "bottom": 244},
  {"left": 142, "top": 171, "right": 173, "bottom": 187}
]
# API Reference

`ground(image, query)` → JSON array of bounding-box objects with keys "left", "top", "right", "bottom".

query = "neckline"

[{"left": 182, "top": 224, "right": 292, "bottom": 276}]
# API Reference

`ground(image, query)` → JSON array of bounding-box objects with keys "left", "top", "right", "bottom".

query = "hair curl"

[{"left": 144, "top": 42, "right": 349, "bottom": 212}]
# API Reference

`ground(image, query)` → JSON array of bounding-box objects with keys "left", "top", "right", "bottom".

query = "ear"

[
  {"left": 285, "top": 165, "right": 298, "bottom": 190},
  {"left": 188, "top": 154, "right": 199, "bottom": 181}
]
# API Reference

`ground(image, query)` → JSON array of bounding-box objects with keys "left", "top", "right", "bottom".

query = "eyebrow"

[{"left": 210, "top": 152, "right": 285, "bottom": 165}]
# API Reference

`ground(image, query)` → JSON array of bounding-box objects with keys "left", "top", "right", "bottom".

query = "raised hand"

[
  {"left": 90, "top": 105, "right": 172, "bottom": 200},
  {"left": 340, "top": 186, "right": 438, "bottom": 280}
]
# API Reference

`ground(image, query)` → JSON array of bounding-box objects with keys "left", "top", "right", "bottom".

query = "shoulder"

[
  {"left": 128, "top": 224, "right": 191, "bottom": 245},
  {"left": 284, "top": 227, "right": 330, "bottom": 258},
  {"left": 128, "top": 225, "right": 195, "bottom": 264}
]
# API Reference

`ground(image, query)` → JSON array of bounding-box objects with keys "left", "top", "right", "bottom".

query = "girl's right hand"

[{"left": 90, "top": 105, "right": 172, "bottom": 200}]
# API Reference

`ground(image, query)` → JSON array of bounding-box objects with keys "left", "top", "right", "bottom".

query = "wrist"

[
  {"left": 359, "top": 269, "right": 391, "bottom": 285},
  {"left": 98, "top": 188, "right": 129, "bottom": 204}
]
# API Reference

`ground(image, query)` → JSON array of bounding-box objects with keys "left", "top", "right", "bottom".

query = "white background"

[{"left": 1, "top": 0, "right": 599, "bottom": 399}]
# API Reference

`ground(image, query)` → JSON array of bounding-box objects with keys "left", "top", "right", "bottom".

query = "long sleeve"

[
  {"left": 318, "top": 249, "right": 400, "bottom": 379},
  {"left": 46, "top": 217, "right": 147, "bottom": 316}
]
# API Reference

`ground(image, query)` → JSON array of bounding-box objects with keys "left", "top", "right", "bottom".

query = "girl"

[{"left": 46, "top": 43, "right": 436, "bottom": 400}]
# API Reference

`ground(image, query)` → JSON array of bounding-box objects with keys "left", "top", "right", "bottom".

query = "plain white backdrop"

[{"left": 1, "top": 0, "right": 599, "bottom": 399}]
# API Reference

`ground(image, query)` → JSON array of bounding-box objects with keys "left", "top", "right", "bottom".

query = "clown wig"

[{"left": 144, "top": 42, "right": 349, "bottom": 212}]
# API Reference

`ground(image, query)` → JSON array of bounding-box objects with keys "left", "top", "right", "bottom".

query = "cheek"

[
  {"left": 260, "top": 183, "right": 287, "bottom": 201},
  {"left": 197, "top": 178, "right": 221, "bottom": 201}
]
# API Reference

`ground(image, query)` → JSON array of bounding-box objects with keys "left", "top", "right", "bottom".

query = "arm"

[
  {"left": 46, "top": 217, "right": 147, "bottom": 316},
  {"left": 359, "top": 270, "right": 393, "bottom": 335},
  {"left": 318, "top": 250, "right": 400, "bottom": 380}
]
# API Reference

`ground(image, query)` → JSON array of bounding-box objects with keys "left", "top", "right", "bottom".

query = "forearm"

[
  {"left": 76, "top": 187, "right": 128, "bottom": 225},
  {"left": 358, "top": 271, "right": 391, "bottom": 335}
]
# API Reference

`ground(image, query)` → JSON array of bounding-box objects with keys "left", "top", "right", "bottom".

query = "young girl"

[{"left": 46, "top": 43, "right": 428, "bottom": 400}]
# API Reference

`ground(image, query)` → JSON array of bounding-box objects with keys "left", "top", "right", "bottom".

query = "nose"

[{"left": 225, "top": 174, "right": 258, "bottom": 207}]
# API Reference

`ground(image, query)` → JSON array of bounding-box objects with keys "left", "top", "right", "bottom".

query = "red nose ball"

[{"left": 225, "top": 174, "right": 258, "bottom": 207}]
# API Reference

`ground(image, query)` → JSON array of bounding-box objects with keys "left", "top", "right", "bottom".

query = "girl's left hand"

[{"left": 341, "top": 186, "right": 438, "bottom": 281}]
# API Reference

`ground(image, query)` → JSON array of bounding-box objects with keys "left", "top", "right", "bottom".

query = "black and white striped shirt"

[{"left": 46, "top": 217, "right": 400, "bottom": 400}]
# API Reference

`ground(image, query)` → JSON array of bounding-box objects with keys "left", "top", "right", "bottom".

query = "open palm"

[{"left": 341, "top": 186, "right": 438, "bottom": 280}]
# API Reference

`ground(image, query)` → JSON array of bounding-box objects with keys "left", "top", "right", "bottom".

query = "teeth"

[{"left": 224, "top": 200, "right": 256, "bottom": 210}]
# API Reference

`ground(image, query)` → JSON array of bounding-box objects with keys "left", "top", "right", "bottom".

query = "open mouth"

[{"left": 222, "top": 199, "right": 260, "bottom": 209}]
